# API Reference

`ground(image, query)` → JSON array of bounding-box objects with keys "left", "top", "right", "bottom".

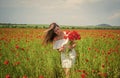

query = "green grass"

[{"left": 0, "top": 29, "right": 120, "bottom": 78}]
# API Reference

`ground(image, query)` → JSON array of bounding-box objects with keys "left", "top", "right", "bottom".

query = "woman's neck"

[{"left": 58, "top": 31, "right": 64, "bottom": 36}]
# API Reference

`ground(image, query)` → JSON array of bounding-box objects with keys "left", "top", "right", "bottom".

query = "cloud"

[
  {"left": 0, "top": 0, "right": 62, "bottom": 8},
  {"left": 63, "top": 0, "right": 103, "bottom": 8},
  {"left": 108, "top": 11, "right": 120, "bottom": 20},
  {"left": 19, "top": 0, "right": 60, "bottom": 8},
  {"left": 0, "top": 0, "right": 103, "bottom": 9},
  {"left": 0, "top": 0, "right": 120, "bottom": 26}
]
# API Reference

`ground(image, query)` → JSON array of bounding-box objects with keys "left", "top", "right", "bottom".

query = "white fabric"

[
  {"left": 53, "top": 38, "right": 68, "bottom": 49},
  {"left": 53, "top": 32, "right": 76, "bottom": 68}
]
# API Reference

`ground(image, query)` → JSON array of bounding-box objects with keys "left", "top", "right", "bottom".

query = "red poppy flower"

[
  {"left": 64, "top": 36, "right": 67, "bottom": 39},
  {"left": 6, "top": 74, "right": 10, "bottom": 78},
  {"left": 102, "top": 64, "right": 105, "bottom": 68},
  {"left": 4, "top": 60, "right": 9, "bottom": 65},
  {"left": 14, "top": 62, "right": 20, "bottom": 66},
  {"left": 81, "top": 73, "right": 86, "bottom": 78},
  {"left": 64, "top": 31, "right": 81, "bottom": 41},
  {"left": 39, "top": 75, "right": 44, "bottom": 78},
  {"left": 0, "top": 53, "right": 2, "bottom": 57},
  {"left": 16, "top": 45, "right": 19, "bottom": 49},
  {"left": 88, "top": 48, "right": 91, "bottom": 51},
  {"left": 23, "top": 76, "right": 27, "bottom": 78},
  {"left": 85, "top": 59, "right": 89, "bottom": 62},
  {"left": 65, "top": 30, "right": 70, "bottom": 34},
  {"left": 21, "top": 48, "right": 25, "bottom": 51},
  {"left": 107, "top": 51, "right": 111, "bottom": 55}
]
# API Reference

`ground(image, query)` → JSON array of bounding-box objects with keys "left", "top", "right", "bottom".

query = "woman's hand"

[
  {"left": 69, "top": 41, "right": 76, "bottom": 49},
  {"left": 57, "top": 41, "right": 76, "bottom": 52},
  {"left": 57, "top": 46, "right": 65, "bottom": 52}
]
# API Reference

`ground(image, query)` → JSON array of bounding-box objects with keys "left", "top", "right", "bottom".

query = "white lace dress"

[{"left": 53, "top": 32, "right": 76, "bottom": 68}]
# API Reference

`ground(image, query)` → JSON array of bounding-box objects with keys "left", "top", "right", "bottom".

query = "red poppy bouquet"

[
  {"left": 63, "top": 31, "right": 81, "bottom": 57},
  {"left": 67, "top": 31, "right": 81, "bottom": 41}
]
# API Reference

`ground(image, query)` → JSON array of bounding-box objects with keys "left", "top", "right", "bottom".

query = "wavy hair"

[{"left": 43, "top": 23, "right": 59, "bottom": 44}]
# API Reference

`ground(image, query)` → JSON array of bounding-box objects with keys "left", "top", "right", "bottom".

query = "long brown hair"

[{"left": 43, "top": 23, "right": 59, "bottom": 44}]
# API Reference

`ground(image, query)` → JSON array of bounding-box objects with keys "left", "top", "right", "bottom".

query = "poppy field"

[{"left": 0, "top": 28, "right": 120, "bottom": 78}]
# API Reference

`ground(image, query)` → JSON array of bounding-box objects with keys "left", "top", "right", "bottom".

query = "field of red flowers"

[{"left": 0, "top": 28, "right": 120, "bottom": 78}]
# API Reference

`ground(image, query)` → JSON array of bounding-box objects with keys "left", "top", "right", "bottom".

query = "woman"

[{"left": 43, "top": 23, "right": 76, "bottom": 78}]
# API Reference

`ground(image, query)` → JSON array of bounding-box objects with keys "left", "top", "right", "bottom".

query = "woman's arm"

[
  {"left": 56, "top": 41, "right": 76, "bottom": 52},
  {"left": 69, "top": 41, "right": 76, "bottom": 50},
  {"left": 57, "top": 47, "right": 64, "bottom": 52}
]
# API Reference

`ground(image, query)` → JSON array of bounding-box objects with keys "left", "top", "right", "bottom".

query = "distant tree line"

[{"left": 0, "top": 23, "right": 120, "bottom": 29}]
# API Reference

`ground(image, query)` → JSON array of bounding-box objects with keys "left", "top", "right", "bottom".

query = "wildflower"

[
  {"left": 102, "top": 64, "right": 105, "bottom": 68},
  {"left": 16, "top": 45, "right": 19, "bottom": 49},
  {"left": 39, "top": 75, "right": 44, "bottom": 78},
  {"left": 23, "top": 75, "right": 27, "bottom": 78},
  {"left": 81, "top": 73, "right": 86, "bottom": 78},
  {"left": 85, "top": 59, "right": 89, "bottom": 62},
  {"left": 64, "top": 36, "right": 68, "bottom": 39},
  {"left": 0, "top": 53, "right": 2, "bottom": 57},
  {"left": 6, "top": 74, "right": 10, "bottom": 78},
  {"left": 107, "top": 51, "right": 111, "bottom": 55},
  {"left": 4, "top": 60, "right": 9, "bottom": 65},
  {"left": 88, "top": 48, "right": 91, "bottom": 51},
  {"left": 21, "top": 48, "right": 25, "bottom": 51},
  {"left": 14, "top": 62, "right": 20, "bottom": 66}
]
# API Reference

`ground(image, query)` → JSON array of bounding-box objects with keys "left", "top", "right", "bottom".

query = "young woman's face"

[{"left": 54, "top": 26, "right": 61, "bottom": 35}]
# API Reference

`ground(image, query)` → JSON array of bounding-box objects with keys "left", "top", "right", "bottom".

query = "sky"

[{"left": 0, "top": 0, "right": 120, "bottom": 26}]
